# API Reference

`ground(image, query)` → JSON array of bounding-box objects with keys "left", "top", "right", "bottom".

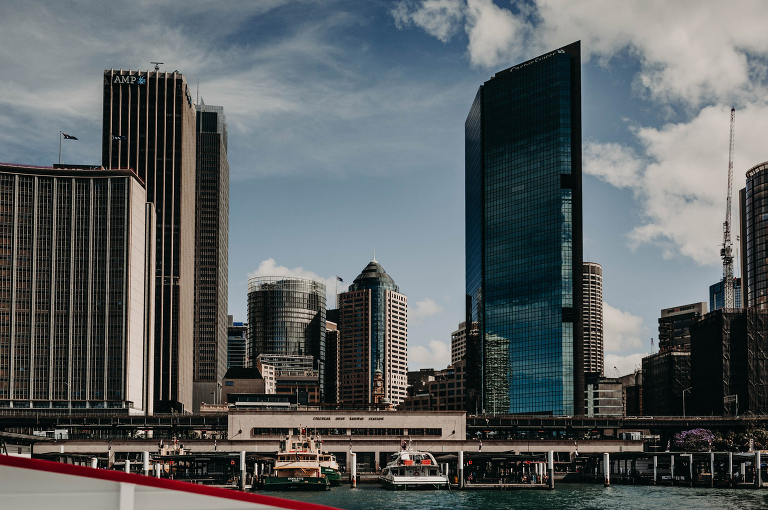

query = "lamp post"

[{"left": 682, "top": 387, "right": 692, "bottom": 418}]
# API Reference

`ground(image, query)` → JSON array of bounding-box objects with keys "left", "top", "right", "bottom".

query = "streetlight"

[{"left": 682, "top": 387, "right": 692, "bottom": 418}]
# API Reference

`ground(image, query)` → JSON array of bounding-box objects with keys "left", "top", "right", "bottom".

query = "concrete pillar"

[
  {"left": 653, "top": 455, "right": 658, "bottom": 485},
  {"left": 688, "top": 454, "right": 694, "bottom": 486},
  {"left": 240, "top": 451, "right": 246, "bottom": 491},
  {"left": 710, "top": 452, "right": 715, "bottom": 487},
  {"left": 91, "top": 457, "right": 98, "bottom": 469},
  {"left": 729, "top": 452, "right": 733, "bottom": 482},
  {"left": 670, "top": 455, "right": 675, "bottom": 485},
  {"left": 351, "top": 453, "right": 357, "bottom": 488},
  {"left": 458, "top": 451, "right": 464, "bottom": 489},
  {"left": 603, "top": 453, "right": 610, "bottom": 487},
  {"left": 143, "top": 451, "right": 150, "bottom": 476},
  {"left": 548, "top": 451, "right": 554, "bottom": 490},
  {"left": 125, "top": 460, "right": 131, "bottom": 474},
  {"left": 756, "top": 451, "right": 761, "bottom": 488}
]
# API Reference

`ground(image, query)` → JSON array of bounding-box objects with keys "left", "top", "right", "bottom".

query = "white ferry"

[{"left": 378, "top": 445, "right": 449, "bottom": 490}]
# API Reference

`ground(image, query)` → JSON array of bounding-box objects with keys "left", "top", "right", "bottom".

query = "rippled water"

[{"left": 268, "top": 483, "right": 768, "bottom": 509}]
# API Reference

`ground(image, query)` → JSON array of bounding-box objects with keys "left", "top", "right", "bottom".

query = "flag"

[
  {"left": 337, "top": 276, "right": 343, "bottom": 282},
  {"left": 61, "top": 133, "right": 78, "bottom": 140},
  {"left": 112, "top": 135, "right": 127, "bottom": 141}
]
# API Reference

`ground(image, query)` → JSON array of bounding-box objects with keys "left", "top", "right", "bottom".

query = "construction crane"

[{"left": 721, "top": 108, "right": 736, "bottom": 309}]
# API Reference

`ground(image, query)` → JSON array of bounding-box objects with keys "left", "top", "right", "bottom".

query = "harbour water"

[{"left": 270, "top": 483, "right": 768, "bottom": 509}]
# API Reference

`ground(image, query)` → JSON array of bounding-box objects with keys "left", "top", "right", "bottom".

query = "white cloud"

[
  {"left": 411, "top": 298, "right": 444, "bottom": 323},
  {"left": 603, "top": 302, "right": 646, "bottom": 353},
  {"left": 587, "top": 104, "right": 768, "bottom": 265},
  {"left": 584, "top": 142, "right": 644, "bottom": 189},
  {"left": 393, "top": 0, "right": 768, "bottom": 107},
  {"left": 605, "top": 352, "right": 646, "bottom": 378},
  {"left": 392, "top": 0, "right": 464, "bottom": 43},
  {"left": 248, "top": 258, "right": 341, "bottom": 307},
  {"left": 409, "top": 339, "right": 451, "bottom": 370},
  {"left": 463, "top": 0, "right": 530, "bottom": 69}
]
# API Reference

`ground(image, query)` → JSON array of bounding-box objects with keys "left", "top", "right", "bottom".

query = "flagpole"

[{"left": 59, "top": 131, "right": 62, "bottom": 165}]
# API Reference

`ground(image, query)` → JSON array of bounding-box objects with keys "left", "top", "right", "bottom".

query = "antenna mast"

[{"left": 721, "top": 108, "right": 736, "bottom": 309}]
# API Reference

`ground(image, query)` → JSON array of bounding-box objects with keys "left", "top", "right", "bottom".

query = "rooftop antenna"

[
  {"left": 151, "top": 61, "right": 163, "bottom": 71},
  {"left": 196, "top": 79, "right": 199, "bottom": 105},
  {"left": 373, "top": 250, "right": 376, "bottom": 262}
]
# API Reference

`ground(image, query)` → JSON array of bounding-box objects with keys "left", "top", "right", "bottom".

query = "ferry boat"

[
  {"left": 379, "top": 444, "right": 449, "bottom": 490},
  {"left": 262, "top": 433, "right": 330, "bottom": 491},
  {"left": 319, "top": 452, "right": 343, "bottom": 487}
]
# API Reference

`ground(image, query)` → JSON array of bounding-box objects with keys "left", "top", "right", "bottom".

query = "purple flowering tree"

[{"left": 674, "top": 428, "right": 715, "bottom": 452}]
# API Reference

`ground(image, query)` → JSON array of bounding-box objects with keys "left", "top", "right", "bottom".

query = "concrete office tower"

[
  {"left": 450, "top": 321, "right": 477, "bottom": 365},
  {"left": 465, "top": 42, "right": 584, "bottom": 415},
  {"left": 102, "top": 69, "right": 196, "bottom": 413},
  {"left": 338, "top": 260, "right": 408, "bottom": 406},
  {"left": 745, "top": 162, "right": 768, "bottom": 309},
  {"left": 325, "top": 319, "right": 339, "bottom": 404},
  {"left": 192, "top": 103, "right": 229, "bottom": 412},
  {"left": 710, "top": 278, "right": 742, "bottom": 311},
  {"left": 657, "top": 302, "right": 707, "bottom": 351},
  {"left": 582, "top": 263, "right": 604, "bottom": 377},
  {"left": 248, "top": 276, "right": 326, "bottom": 401},
  {"left": 227, "top": 316, "right": 248, "bottom": 370},
  {"left": 0, "top": 164, "right": 155, "bottom": 414}
]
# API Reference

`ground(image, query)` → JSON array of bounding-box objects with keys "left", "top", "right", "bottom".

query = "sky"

[{"left": 2, "top": 0, "right": 768, "bottom": 376}]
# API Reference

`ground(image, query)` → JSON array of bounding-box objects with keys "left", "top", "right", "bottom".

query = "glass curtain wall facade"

[
  {"left": 465, "top": 42, "right": 583, "bottom": 415},
  {"left": 102, "top": 69, "right": 196, "bottom": 413},
  {"left": 192, "top": 103, "right": 229, "bottom": 412},
  {"left": 247, "top": 277, "right": 326, "bottom": 401},
  {"left": 0, "top": 164, "right": 153, "bottom": 413},
  {"left": 709, "top": 278, "right": 742, "bottom": 311},
  {"left": 746, "top": 162, "right": 768, "bottom": 309}
]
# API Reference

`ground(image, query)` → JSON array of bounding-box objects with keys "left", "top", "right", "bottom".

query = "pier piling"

[
  {"left": 240, "top": 451, "right": 246, "bottom": 490},
  {"left": 729, "top": 452, "right": 733, "bottom": 483},
  {"left": 670, "top": 455, "right": 675, "bottom": 485},
  {"left": 143, "top": 451, "right": 149, "bottom": 476},
  {"left": 458, "top": 451, "right": 464, "bottom": 489},
  {"left": 91, "top": 457, "right": 98, "bottom": 469},
  {"left": 548, "top": 451, "right": 554, "bottom": 489},
  {"left": 603, "top": 453, "right": 610, "bottom": 487},
  {"left": 756, "top": 451, "right": 761, "bottom": 488},
  {"left": 154, "top": 464, "right": 160, "bottom": 478},
  {"left": 653, "top": 455, "right": 657, "bottom": 485},
  {"left": 710, "top": 452, "right": 715, "bottom": 488},
  {"left": 351, "top": 453, "right": 357, "bottom": 488},
  {"left": 125, "top": 459, "right": 130, "bottom": 474}
]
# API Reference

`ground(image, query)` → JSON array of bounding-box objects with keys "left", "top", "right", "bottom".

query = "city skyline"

[{"left": 3, "top": 2, "right": 768, "bottom": 376}]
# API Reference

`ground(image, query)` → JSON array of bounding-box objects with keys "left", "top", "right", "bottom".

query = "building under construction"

[{"left": 690, "top": 309, "right": 768, "bottom": 416}]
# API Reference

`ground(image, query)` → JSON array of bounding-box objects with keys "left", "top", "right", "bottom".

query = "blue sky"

[{"left": 2, "top": 0, "right": 768, "bottom": 375}]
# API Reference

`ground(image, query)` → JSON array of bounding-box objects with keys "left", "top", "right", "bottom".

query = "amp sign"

[{"left": 111, "top": 75, "right": 146, "bottom": 85}]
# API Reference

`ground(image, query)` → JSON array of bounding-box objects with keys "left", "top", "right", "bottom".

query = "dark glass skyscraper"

[
  {"left": 745, "top": 162, "right": 768, "bottom": 309},
  {"left": 465, "top": 42, "right": 583, "bottom": 415},
  {"left": 192, "top": 103, "right": 229, "bottom": 412},
  {"left": 248, "top": 276, "right": 326, "bottom": 401}
]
